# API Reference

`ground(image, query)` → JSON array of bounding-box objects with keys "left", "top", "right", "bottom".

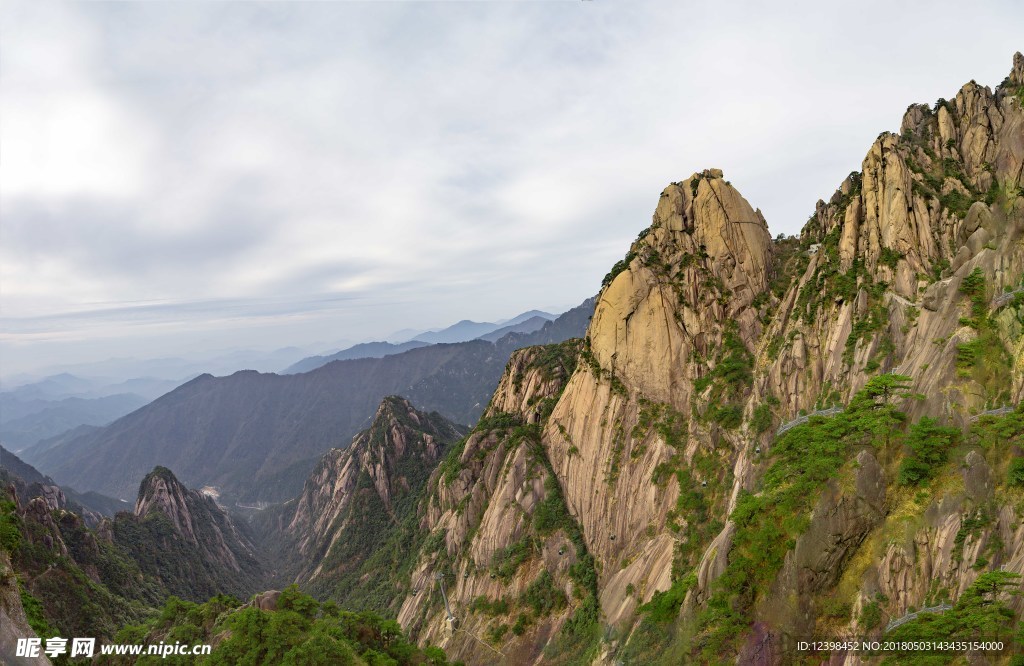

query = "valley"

[{"left": 2, "top": 51, "right": 1024, "bottom": 666}]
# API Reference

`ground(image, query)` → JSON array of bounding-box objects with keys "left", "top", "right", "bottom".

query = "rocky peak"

[
  {"left": 810, "top": 53, "right": 1023, "bottom": 297},
  {"left": 1011, "top": 51, "right": 1024, "bottom": 86},
  {"left": 763, "top": 52, "right": 1024, "bottom": 419},
  {"left": 589, "top": 170, "right": 772, "bottom": 405},
  {"left": 128, "top": 465, "right": 261, "bottom": 585},
  {"left": 389, "top": 55, "right": 1024, "bottom": 665},
  {"left": 397, "top": 343, "right": 588, "bottom": 663},
  {"left": 278, "top": 396, "right": 464, "bottom": 583},
  {"left": 135, "top": 466, "right": 200, "bottom": 542},
  {"left": 357, "top": 395, "right": 463, "bottom": 510},
  {"left": 486, "top": 339, "right": 583, "bottom": 423}
]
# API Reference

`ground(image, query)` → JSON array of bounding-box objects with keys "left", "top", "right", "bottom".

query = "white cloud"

[
  {"left": 0, "top": 2, "right": 156, "bottom": 200},
  {"left": 1, "top": 0, "right": 1022, "bottom": 377}
]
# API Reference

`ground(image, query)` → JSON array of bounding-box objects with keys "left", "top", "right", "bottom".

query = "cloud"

[{"left": 2, "top": 0, "right": 1023, "bottom": 376}]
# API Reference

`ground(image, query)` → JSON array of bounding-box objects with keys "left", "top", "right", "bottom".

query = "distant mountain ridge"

[
  {"left": 283, "top": 340, "right": 431, "bottom": 374},
  {"left": 393, "top": 308, "right": 557, "bottom": 345},
  {"left": 0, "top": 374, "right": 183, "bottom": 455},
  {"left": 286, "top": 310, "right": 561, "bottom": 374},
  {"left": 0, "top": 392, "right": 148, "bottom": 452},
  {"left": 476, "top": 314, "right": 550, "bottom": 342},
  {"left": 25, "top": 298, "right": 596, "bottom": 504},
  {"left": 1, "top": 444, "right": 129, "bottom": 519}
]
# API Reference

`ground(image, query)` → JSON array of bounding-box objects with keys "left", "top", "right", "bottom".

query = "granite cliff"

[
  {"left": 383, "top": 54, "right": 1024, "bottom": 665},
  {"left": 262, "top": 396, "right": 466, "bottom": 610}
]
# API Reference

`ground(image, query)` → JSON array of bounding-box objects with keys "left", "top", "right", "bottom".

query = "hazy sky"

[{"left": 2, "top": 0, "right": 1022, "bottom": 379}]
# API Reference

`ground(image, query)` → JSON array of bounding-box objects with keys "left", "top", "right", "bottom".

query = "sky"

[{"left": 1, "top": 0, "right": 1022, "bottom": 380}]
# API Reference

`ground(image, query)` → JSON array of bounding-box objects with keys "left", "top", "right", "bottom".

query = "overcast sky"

[{"left": 2, "top": 0, "right": 1022, "bottom": 380}]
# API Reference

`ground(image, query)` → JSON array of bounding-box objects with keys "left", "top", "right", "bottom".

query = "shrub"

[
  {"left": 860, "top": 601, "right": 882, "bottom": 630},
  {"left": 751, "top": 404, "right": 773, "bottom": 434},
  {"left": 0, "top": 500, "right": 21, "bottom": 552},
  {"left": 1008, "top": 458, "right": 1024, "bottom": 487},
  {"left": 897, "top": 417, "right": 960, "bottom": 486}
]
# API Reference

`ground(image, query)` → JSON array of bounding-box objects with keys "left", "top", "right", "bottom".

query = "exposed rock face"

[
  {"left": 589, "top": 169, "right": 772, "bottom": 404},
  {"left": 397, "top": 341, "right": 587, "bottom": 665},
  {"left": 540, "top": 171, "right": 773, "bottom": 628},
  {"left": 1, "top": 447, "right": 107, "bottom": 526},
  {"left": 761, "top": 56, "right": 1024, "bottom": 422},
  {"left": 382, "top": 54, "right": 1024, "bottom": 665},
  {"left": 0, "top": 549, "right": 51, "bottom": 666},
  {"left": 133, "top": 466, "right": 257, "bottom": 574},
  {"left": 245, "top": 589, "right": 282, "bottom": 612},
  {"left": 275, "top": 396, "right": 465, "bottom": 586},
  {"left": 737, "top": 450, "right": 887, "bottom": 662},
  {"left": 114, "top": 466, "right": 264, "bottom": 601}
]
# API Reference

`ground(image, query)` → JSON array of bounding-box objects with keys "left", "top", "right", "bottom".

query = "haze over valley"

[{"left": 2, "top": 3, "right": 1024, "bottom": 665}]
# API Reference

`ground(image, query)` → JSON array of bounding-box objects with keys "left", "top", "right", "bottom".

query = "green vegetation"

[
  {"left": 881, "top": 571, "right": 1023, "bottom": 665},
  {"left": 968, "top": 403, "right": 1024, "bottom": 450},
  {"left": 692, "top": 327, "right": 753, "bottom": 429},
  {"left": 113, "top": 506, "right": 257, "bottom": 603},
  {"left": 954, "top": 268, "right": 1012, "bottom": 403},
  {"left": 665, "top": 458, "right": 726, "bottom": 575},
  {"left": 19, "top": 581, "right": 57, "bottom": 639},
  {"left": 1009, "top": 457, "right": 1024, "bottom": 487},
  {"left": 106, "top": 586, "right": 452, "bottom": 666},
  {"left": 768, "top": 235, "right": 805, "bottom": 302},
  {"left": 300, "top": 408, "right": 466, "bottom": 614},
  {"left": 521, "top": 570, "right": 567, "bottom": 620},
  {"left": 634, "top": 399, "right": 687, "bottom": 450},
  {"left": 514, "top": 430, "right": 600, "bottom": 663},
  {"left": 1, "top": 499, "right": 22, "bottom": 552},
  {"left": 897, "top": 417, "right": 961, "bottom": 486},
  {"left": 438, "top": 437, "right": 468, "bottom": 486},
  {"left": 602, "top": 250, "right": 637, "bottom": 289},
  {"left": 491, "top": 538, "right": 532, "bottom": 582},
  {"left": 469, "top": 595, "right": 509, "bottom": 616},
  {"left": 696, "top": 375, "right": 914, "bottom": 660},
  {"left": 750, "top": 403, "right": 773, "bottom": 434},
  {"left": 524, "top": 340, "right": 581, "bottom": 386},
  {"left": 879, "top": 246, "right": 904, "bottom": 269},
  {"left": 624, "top": 401, "right": 731, "bottom": 663},
  {"left": 5, "top": 499, "right": 158, "bottom": 641},
  {"left": 860, "top": 600, "right": 882, "bottom": 631}
]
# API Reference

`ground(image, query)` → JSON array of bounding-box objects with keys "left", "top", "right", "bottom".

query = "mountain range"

[
  {"left": 21, "top": 299, "right": 594, "bottom": 504},
  {"left": 2, "top": 53, "right": 1023, "bottom": 666}
]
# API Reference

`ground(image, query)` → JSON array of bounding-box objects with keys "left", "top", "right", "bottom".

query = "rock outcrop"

[
  {"left": 386, "top": 53, "right": 1024, "bottom": 665},
  {"left": 760, "top": 55, "right": 1024, "bottom": 422},
  {"left": 266, "top": 397, "right": 468, "bottom": 602},
  {"left": 0, "top": 549, "right": 51, "bottom": 666},
  {"left": 113, "top": 466, "right": 264, "bottom": 601},
  {"left": 397, "top": 341, "right": 589, "bottom": 666}
]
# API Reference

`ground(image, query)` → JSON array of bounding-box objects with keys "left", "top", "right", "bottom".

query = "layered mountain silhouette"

[
  {"left": 24, "top": 298, "right": 594, "bottom": 504},
  {"left": 5, "top": 52, "right": 1023, "bottom": 666}
]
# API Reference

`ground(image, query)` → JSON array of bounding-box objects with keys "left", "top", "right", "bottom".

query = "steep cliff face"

[
  {"left": 759, "top": 53, "right": 1024, "bottom": 423},
  {"left": 540, "top": 171, "right": 774, "bottom": 639},
  {"left": 1, "top": 480, "right": 161, "bottom": 643},
  {"left": 388, "top": 54, "right": 1024, "bottom": 665},
  {"left": 397, "top": 340, "right": 596, "bottom": 665},
  {"left": 661, "top": 55, "right": 1024, "bottom": 664},
  {"left": 113, "top": 466, "right": 264, "bottom": 601},
  {"left": 272, "top": 396, "right": 465, "bottom": 599},
  {"left": 0, "top": 549, "right": 50, "bottom": 666}
]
